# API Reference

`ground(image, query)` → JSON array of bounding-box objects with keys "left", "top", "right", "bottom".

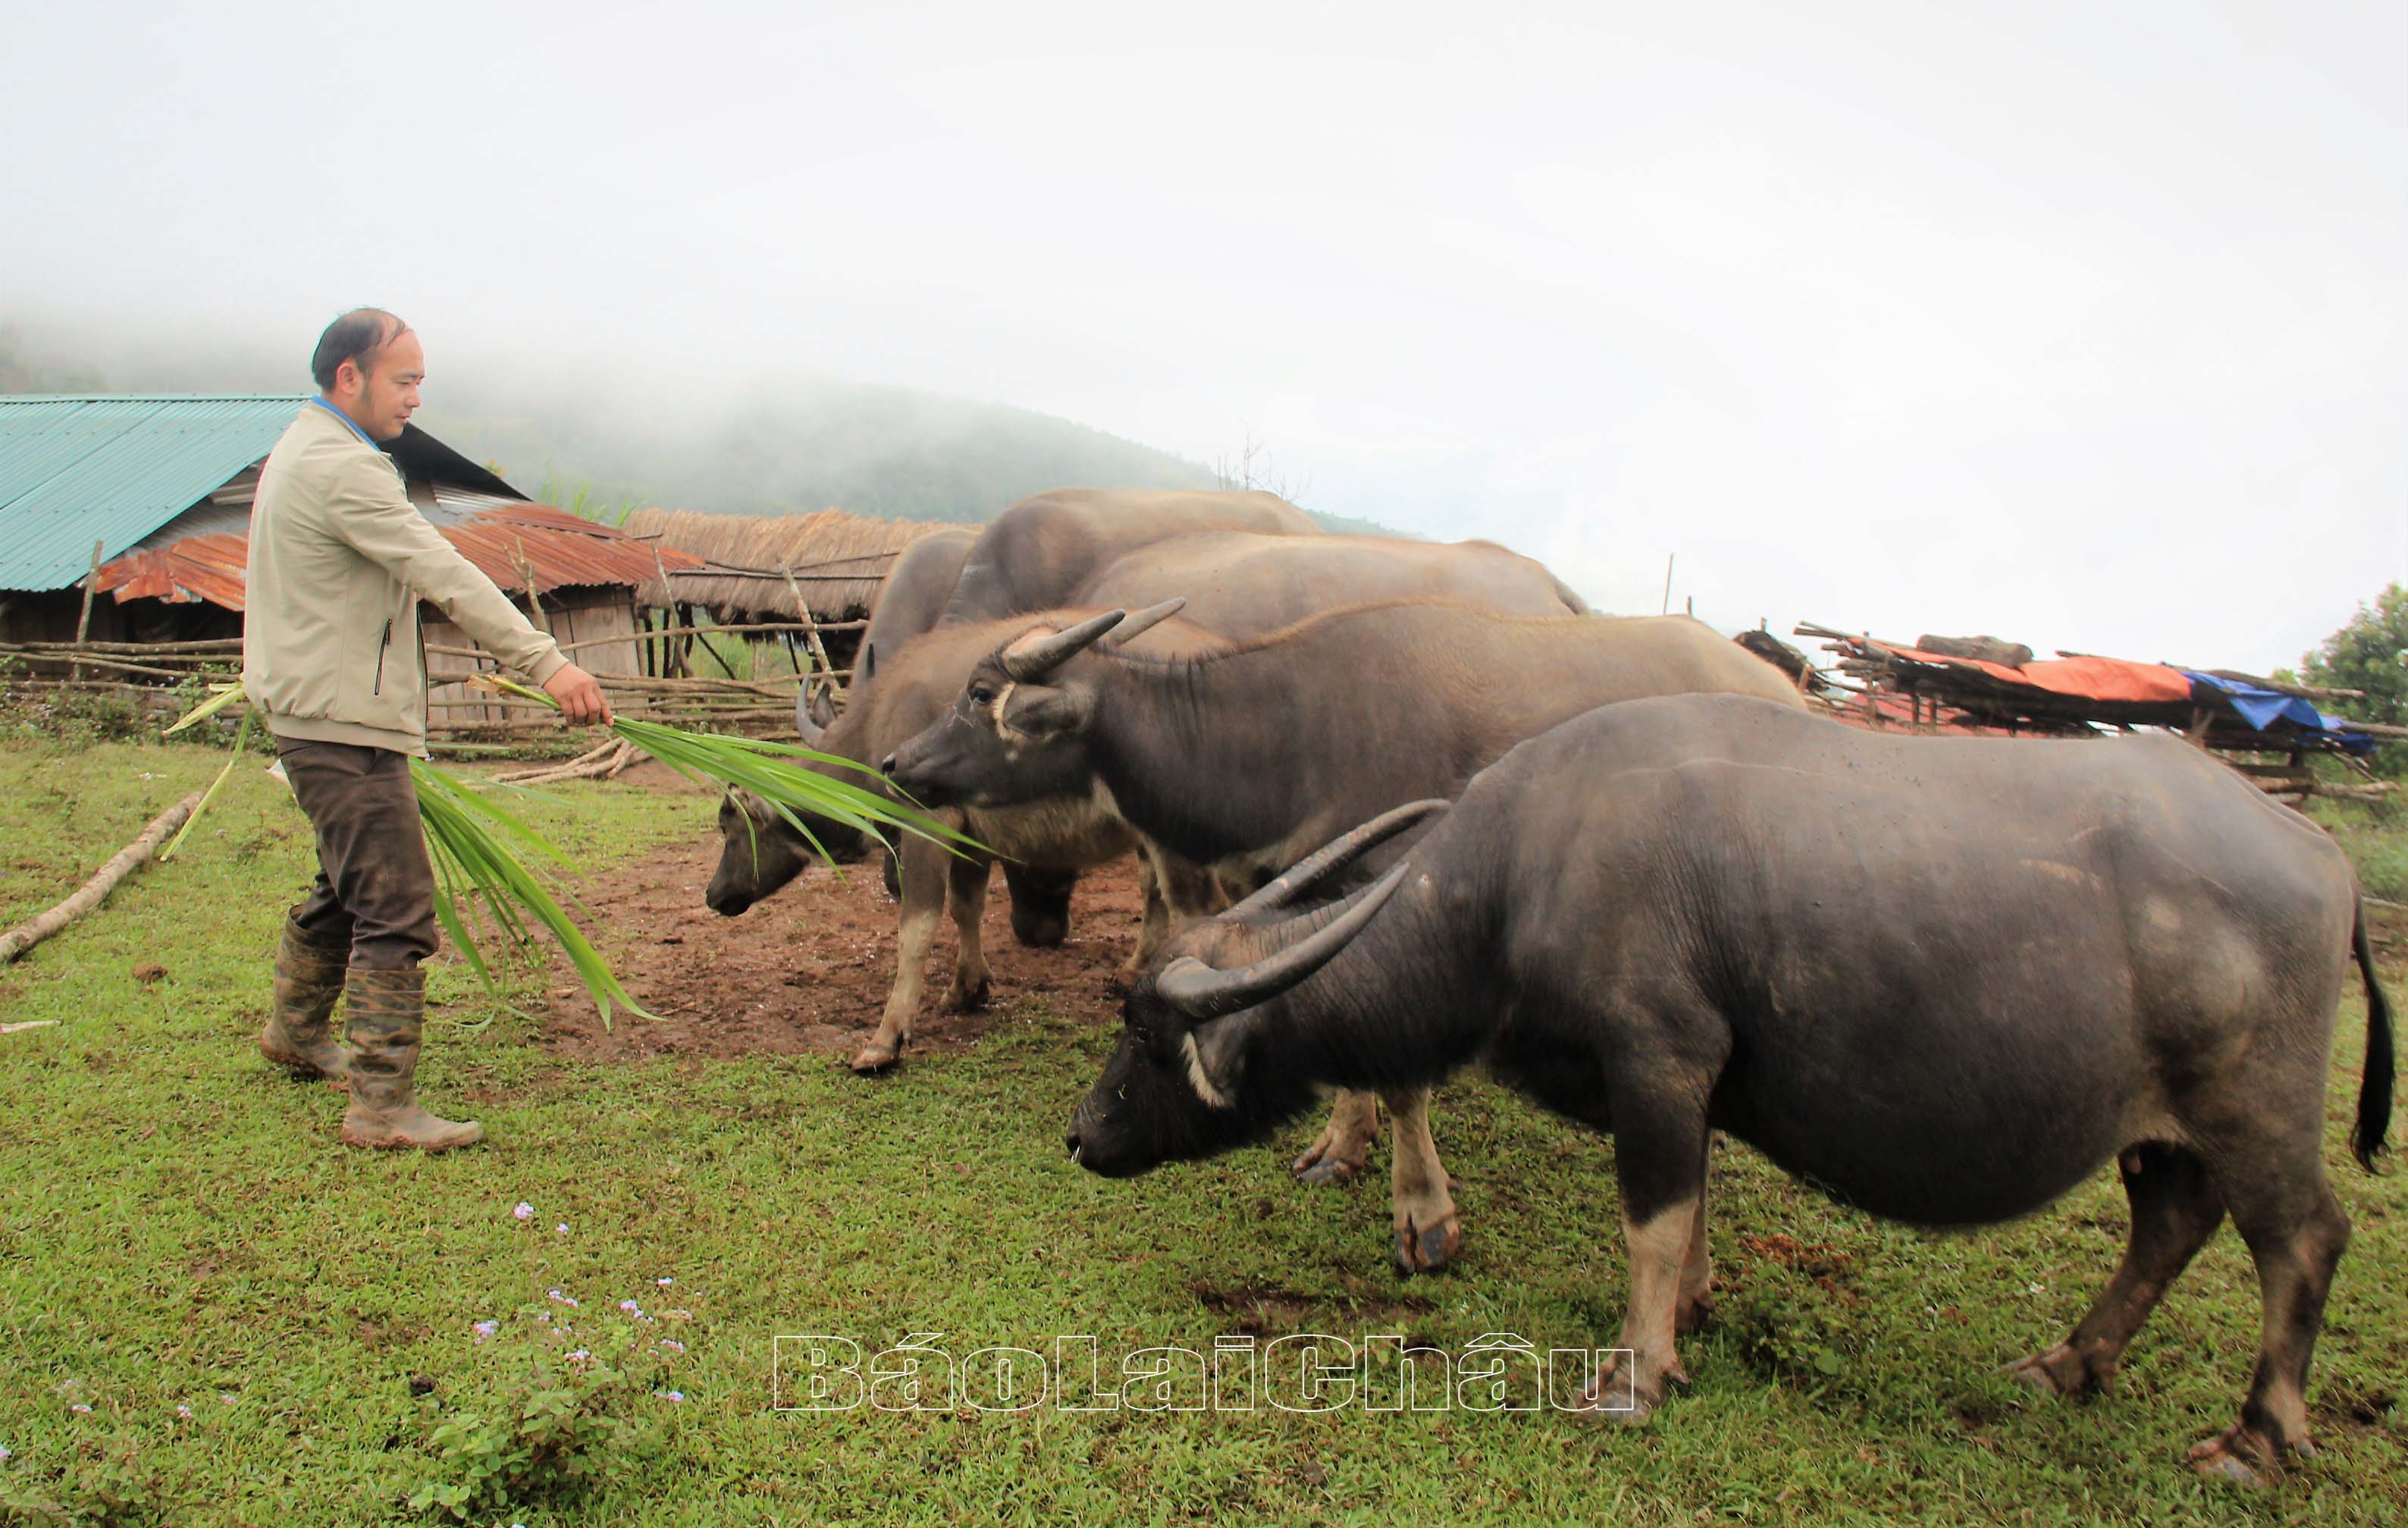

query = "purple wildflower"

[{"left": 512, "top": 1202, "right": 535, "bottom": 1221}]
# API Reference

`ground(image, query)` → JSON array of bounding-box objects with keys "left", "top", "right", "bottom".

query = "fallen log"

[{"left": 0, "top": 788, "right": 206, "bottom": 965}]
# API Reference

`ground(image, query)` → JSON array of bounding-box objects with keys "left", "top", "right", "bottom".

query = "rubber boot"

[
  {"left": 260, "top": 914, "right": 353, "bottom": 1087},
  {"left": 340, "top": 967, "right": 484, "bottom": 1150}
]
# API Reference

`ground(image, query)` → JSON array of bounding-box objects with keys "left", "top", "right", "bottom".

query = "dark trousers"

[{"left": 277, "top": 739, "right": 438, "bottom": 971}]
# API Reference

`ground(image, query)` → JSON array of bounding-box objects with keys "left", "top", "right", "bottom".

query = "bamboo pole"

[
  {"left": 68, "top": 539, "right": 105, "bottom": 685},
  {"left": 2, "top": 638, "right": 242, "bottom": 654},
  {"left": 0, "top": 788, "right": 205, "bottom": 965}
]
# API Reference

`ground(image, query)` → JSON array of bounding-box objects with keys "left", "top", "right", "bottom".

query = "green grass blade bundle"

[
  {"left": 469, "top": 674, "right": 987, "bottom": 861},
  {"left": 411, "top": 759, "right": 659, "bottom": 1029},
  {"left": 161, "top": 676, "right": 983, "bottom": 1030}
]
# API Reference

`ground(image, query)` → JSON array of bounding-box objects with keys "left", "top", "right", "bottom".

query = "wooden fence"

[{"left": 0, "top": 619, "right": 861, "bottom": 743}]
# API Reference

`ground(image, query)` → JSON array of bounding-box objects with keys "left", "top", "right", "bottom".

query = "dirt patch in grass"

[
  {"left": 1190, "top": 1280, "right": 1438, "bottom": 1333},
  {"left": 535, "top": 834, "right": 1148, "bottom": 1067}
]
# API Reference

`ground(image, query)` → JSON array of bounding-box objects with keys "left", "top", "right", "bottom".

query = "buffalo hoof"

[
  {"left": 1293, "top": 1155, "right": 1364, "bottom": 1186},
  {"left": 2188, "top": 1424, "right": 2309, "bottom": 1488},
  {"left": 849, "top": 1041, "right": 902, "bottom": 1075},
  {"left": 2005, "top": 1341, "right": 2115, "bottom": 1400},
  {"left": 1578, "top": 1354, "right": 1687, "bottom": 1425},
  {"left": 945, "top": 974, "right": 990, "bottom": 1012},
  {"left": 1391, "top": 1212, "right": 1461, "bottom": 1276},
  {"left": 1291, "top": 1125, "right": 1372, "bottom": 1185}
]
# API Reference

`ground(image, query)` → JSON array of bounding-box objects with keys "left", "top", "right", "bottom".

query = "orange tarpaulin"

[{"left": 1881, "top": 645, "right": 2193, "bottom": 705}]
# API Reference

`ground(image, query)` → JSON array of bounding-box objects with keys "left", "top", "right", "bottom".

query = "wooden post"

[
  {"left": 69, "top": 538, "right": 104, "bottom": 686},
  {"left": 779, "top": 563, "right": 838, "bottom": 706}
]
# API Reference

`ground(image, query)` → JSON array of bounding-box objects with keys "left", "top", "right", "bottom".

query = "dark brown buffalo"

[{"left": 1071, "top": 698, "right": 2393, "bottom": 1483}]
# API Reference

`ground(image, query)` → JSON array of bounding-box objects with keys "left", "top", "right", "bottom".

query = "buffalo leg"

[
  {"left": 1002, "top": 861, "right": 1076, "bottom": 949},
  {"left": 943, "top": 855, "right": 992, "bottom": 1012},
  {"left": 1128, "top": 851, "right": 1165, "bottom": 974},
  {"left": 2008, "top": 1142, "right": 2224, "bottom": 1401},
  {"left": 2188, "top": 1154, "right": 2351, "bottom": 1485},
  {"left": 1676, "top": 1190, "right": 1714, "bottom": 1335},
  {"left": 851, "top": 838, "right": 956, "bottom": 1073},
  {"left": 1387, "top": 1088, "right": 1461, "bottom": 1276},
  {"left": 1293, "top": 1090, "right": 1380, "bottom": 1184},
  {"left": 1131, "top": 847, "right": 1224, "bottom": 973},
  {"left": 1582, "top": 1089, "right": 1712, "bottom": 1423}
]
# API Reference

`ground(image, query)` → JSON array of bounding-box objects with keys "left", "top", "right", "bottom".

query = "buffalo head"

[
  {"left": 880, "top": 601, "right": 1185, "bottom": 808},
  {"left": 704, "top": 787, "right": 875, "bottom": 916},
  {"left": 1065, "top": 801, "right": 1445, "bottom": 1177}
]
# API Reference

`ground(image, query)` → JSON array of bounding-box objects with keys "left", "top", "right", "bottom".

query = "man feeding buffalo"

[{"left": 241, "top": 309, "right": 612, "bottom": 1150}]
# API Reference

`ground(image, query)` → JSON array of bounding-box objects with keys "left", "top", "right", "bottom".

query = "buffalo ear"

[
  {"left": 1003, "top": 682, "right": 1095, "bottom": 739},
  {"left": 1184, "top": 1008, "right": 1269, "bottom": 1108},
  {"left": 860, "top": 641, "right": 878, "bottom": 683}
]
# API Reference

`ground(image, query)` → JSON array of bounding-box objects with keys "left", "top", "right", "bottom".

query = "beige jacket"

[{"left": 242, "top": 402, "right": 566, "bottom": 755}]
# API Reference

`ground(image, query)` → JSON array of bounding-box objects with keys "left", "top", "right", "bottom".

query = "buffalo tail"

[{"left": 2352, "top": 897, "right": 2395, "bottom": 1171}]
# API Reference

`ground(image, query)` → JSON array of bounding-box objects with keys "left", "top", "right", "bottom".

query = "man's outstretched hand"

[{"left": 544, "top": 663, "right": 615, "bottom": 726}]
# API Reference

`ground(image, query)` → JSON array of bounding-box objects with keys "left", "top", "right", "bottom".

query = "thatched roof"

[{"left": 622, "top": 507, "right": 971, "bottom": 622}]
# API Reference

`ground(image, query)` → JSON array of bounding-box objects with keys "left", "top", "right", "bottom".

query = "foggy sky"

[{"left": 5, "top": 1, "right": 2402, "bottom": 673}]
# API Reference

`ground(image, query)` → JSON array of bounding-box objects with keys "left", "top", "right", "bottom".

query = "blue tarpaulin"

[{"left": 2182, "top": 671, "right": 2378, "bottom": 754}]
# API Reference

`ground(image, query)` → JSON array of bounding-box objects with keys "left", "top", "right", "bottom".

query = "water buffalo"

[
  {"left": 709, "top": 608, "right": 1224, "bottom": 1072},
  {"left": 936, "top": 488, "right": 1316, "bottom": 625},
  {"left": 1075, "top": 530, "right": 1588, "bottom": 629},
  {"left": 884, "top": 602, "right": 1804, "bottom": 1270},
  {"left": 792, "top": 493, "right": 1310, "bottom": 937},
  {"left": 801, "top": 528, "right": 975, "bottom": 743},
  {"left": 955, "top": 531, "right": 1592, "bottom": 1206},
  {"left": 802, "top": 528, "right": 976, "bottom": 901},
  {"left": 1070, "top": 698, "right": 2394, "bottom": 1484}
]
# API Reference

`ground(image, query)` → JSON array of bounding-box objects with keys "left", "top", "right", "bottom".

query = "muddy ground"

[{"left": 535, "top": 812, "right": 1146, "bottom": 1068}]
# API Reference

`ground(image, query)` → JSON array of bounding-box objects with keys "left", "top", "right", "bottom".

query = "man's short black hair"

[{"left": 310, "top": 308, "right": 412, "bottom": 391}]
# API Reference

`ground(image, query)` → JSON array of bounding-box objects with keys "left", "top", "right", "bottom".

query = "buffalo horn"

[
  {"left": 1155, "top": 859, "right": 1413, "bottom": 1021},
  {"left": 1225, "top": 799, "right": 1450, "bottom": 918},
  {"left": 1002, "top": 609, "right": 1127, "bottom": 682},
  {"left": 795, "top": 697, "right": 826, "bottom": 746},
  {"left": 1102, "top": 598, "right": 1187, "bottom": 650}
]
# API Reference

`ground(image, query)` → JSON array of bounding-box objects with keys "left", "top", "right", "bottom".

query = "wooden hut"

[{"left": 621, "top": 507, "right": 970, "bottom": 676}]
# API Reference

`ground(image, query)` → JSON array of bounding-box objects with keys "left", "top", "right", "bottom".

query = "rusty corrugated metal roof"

[{"left": 92, "top": 504, "right": 701, "bottom": 612}]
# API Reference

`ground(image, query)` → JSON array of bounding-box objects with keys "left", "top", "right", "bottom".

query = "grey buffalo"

[
  {"left": 1075, "top": 529, "right": 1588, "bottom": 630},
  {"left": 1068, "top": 697, "right": 2394, "bottom": 1484},
  {"left": 936, "top": 488, "right": 1315, "bottom": 625},
  {"left": 883, "top": 601, "right": 1805, "bottom": 1270},
  {"left": 785, "top": 490, "right": 1319, "bottom": 942},
  {"left": 801, "top": 527, "right": 976, "bottom": 902}
]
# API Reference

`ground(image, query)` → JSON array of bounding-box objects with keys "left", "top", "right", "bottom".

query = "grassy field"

[{"left": 0, "top": 738, "right": 2401, "bottom": 1526}]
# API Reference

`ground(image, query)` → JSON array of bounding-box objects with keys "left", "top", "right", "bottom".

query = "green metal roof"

[{"left": 0, "top": 394, "right": 309, "bottom": 592}]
